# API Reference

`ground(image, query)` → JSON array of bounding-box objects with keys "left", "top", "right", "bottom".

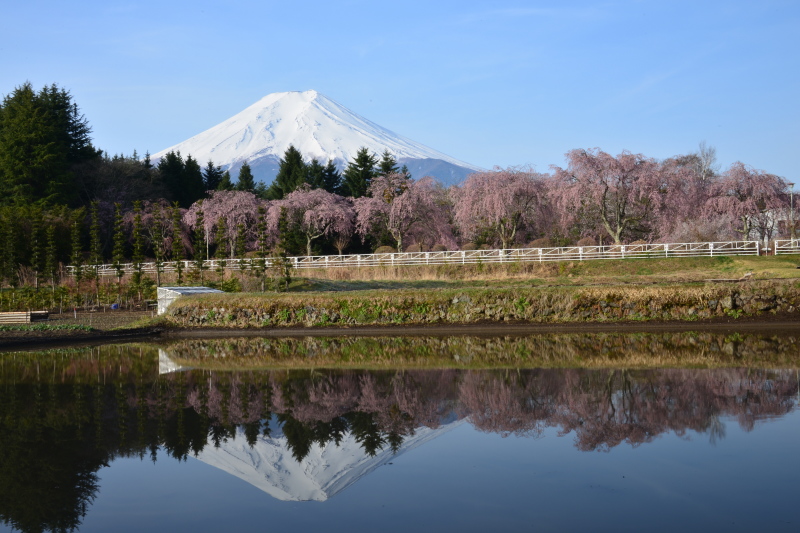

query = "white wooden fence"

[
  {"left": 66, "top": 240, "right": 762, "bottom": 278},
  {"left": 773, "top": 240, "right": 800, "bottom": 255}
]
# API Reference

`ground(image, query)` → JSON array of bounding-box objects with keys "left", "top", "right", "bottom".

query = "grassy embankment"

[{"left": 158, "top": 255, "right": 800, "bottom": 329}]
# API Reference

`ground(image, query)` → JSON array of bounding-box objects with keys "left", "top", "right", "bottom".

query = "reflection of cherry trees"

[{"left": 1, "top": 346, "right": 798, "bottom": 461}]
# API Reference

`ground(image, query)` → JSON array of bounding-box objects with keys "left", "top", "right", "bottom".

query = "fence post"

[
  {"left": 538, "top": 248, "right": 542, "bottom": 263},
  {"left": 664, "top": 244, "right": 668, "bottom": 258},
  {"left": 579, "top": 247, "right": 583, "bottom": 261},
  {"left": 709, "top": 243, "right": 714, "bottom": 257}
]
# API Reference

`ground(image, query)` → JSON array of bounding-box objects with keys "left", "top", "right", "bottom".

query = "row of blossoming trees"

[
  {"left": 167, "top": 148, "right": 793, "bottom": 264},
  {"left": 0, "top": 146, "right": 793, "bottom": 291}
]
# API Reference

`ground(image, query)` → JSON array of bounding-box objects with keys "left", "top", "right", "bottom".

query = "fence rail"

[
  {"left": 65, "top": 240, "right": 761, "bottom": 278},
  {"left": 774, "top": 240, "right": 800, "bottom": 255}
]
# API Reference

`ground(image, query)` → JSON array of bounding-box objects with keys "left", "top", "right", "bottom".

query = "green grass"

[{"left": 0, "top": 323, "right": 95, "bottom": 332}]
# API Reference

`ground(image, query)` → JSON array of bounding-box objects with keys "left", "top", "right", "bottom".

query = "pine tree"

[
  {"left": 322, "top": 160, "right": 342, "bottom": 194},
  {"left": 0, "top": 82, "right": 99, "bottom": 206},
  {"left": 171, "top": 203, "right": 185, "bottom": 284},
  {"left": 270, "top": 208, "right": 293, "bottom": 291},
  {"left": 112, "top": 203, "right": 126, "bottom": 288},
  {"left": 202, "top": 160, "right": 224, "bottom": 191},
  {"left": 150, "top": 204, "right": 167, "bottom": 287},
  {"left": 89, "top": 201, "right": 102, "bottom": 283},
  {"left": 183, "top": 155, "right": 205, "bottom": 206},
  {"left": 306, "top": 159, "right": 326, "bottom": 189},
  {"left": 267, "top": 146, "right": 306, "bottom": 199},
  {"left": 252, "top": 206, "right": 268, "bottom": 291},
  {"left": 45, "top": 225, "right": 57, "bottom": 288},
  {"left": 0, "top": 215, "right": 17, "bottom": 287},
  {"left": 70, "top": 217, "right": 83, "bottom": 284},
  {"left": 217, "top": 170, "right": 234, "bottom": 191},
  {"left": 193, "top": 202, "right": 207, "bottom": 283},
  {"left": 378, "top": 150, "right": 400, "bottom": 176},
  {"left": 236, "top": 162, "right": 256, "bottom": 191},
  {"left": 131, "top": 201, "right": 145, "bottom": 293},
  {"left": 157, "top": 151, "right": 185, "bottom": 205},
  {"left": 342, "top": 147, "right": 377, "bottom": 198},
  {"left": 234, "top": 222, "right": 247, "bottom": 274},
  {"left": 30, "top": 213, "right": 43, "bottom": 288}
]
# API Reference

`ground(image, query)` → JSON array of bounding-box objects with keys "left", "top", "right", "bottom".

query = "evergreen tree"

[
  {"left": 378, "top": 150, "right": 400, "bottom": 176},
  {"left": 45, "top": 225, "right": 57, "bottom": 288},
  {"left": 236, "top": 162, "right": 255, "bottom": 191},
  {"left": 0, "top": 82, "right": 99, "bottom": 206},
  {"left": 202, "top": 160, "right": 224, "bottom": 191},
  {"left": 171, "top": 203, "right": 185, "bottom": 284},
  {"left": 131, "top": 201, "right": 145, "bottom": 291},
  {"left": 270, "top": 208, "right": 293, "bottom": 291},
  {"left": 157, "top": 151, "right": 185, "bottom": 205},
  {"left": 322, "top": 160, "right": 342, "bottom": 194},
  {"left": 150, "top": 205, "right": 167, "bottom": 287},
  {"left": 234, "top": 222, "right": 247, "bottom": 273},
  {"left": 70, "top": 217, "right": 83, "bottom": 283},
  {"left": 30, "top": 213, "right": 43, "bottom": 288},
  {"left": 217, "top": 170, "right": 234, "bottom": 191},
  {"left": 111, "top": 203, "right": 126, "bottom": 287},
  {"left": 267, "top": 145, "right": 306, "bottom": 199},
  {"left": 342, "top": 147, "right": 377, "bottom": 198},
  {"left": 192, "top": 202, "right": 207, "bottom": 283},
  {"left": 183, "top": 155, "right": 205, "bottom": 206},
  {"left": 306, "top": 159, "right": 326, "bottom": 189},
  {"left": 252, "top": 206, "right": 268, "bottom": 291},
  {"left": 0, "top": 215, "right": 17, "bottom": 287},
  {"left": 89, "top": 201, "right": 102, "bottom": 283}
]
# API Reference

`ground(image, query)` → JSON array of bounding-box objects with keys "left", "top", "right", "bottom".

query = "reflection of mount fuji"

[{"left": 195, "top": 419, "right": 463, "bottom": 501}]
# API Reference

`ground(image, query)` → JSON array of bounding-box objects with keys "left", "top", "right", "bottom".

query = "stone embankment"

[{"left": 163, "top": 280, "right": 800, "bottom": 328}]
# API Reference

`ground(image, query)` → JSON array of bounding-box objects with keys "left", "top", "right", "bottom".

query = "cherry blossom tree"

[
  {"left": 704, "top": 162, "right": 788, "bottom": 241},
  {"left": 355, "top": 174, "right": 455, "bottom": 253},
  {"left": 552, "top": 149, "right": 661, "bottom": 244},
  {"left": 267, "top": 186, "right": 355, "bottom": 257},
  {"left": 453, "top": 168, "right": 548, "bottom": 249},
  {"left": 184, "top": 190, "right": 264, "bottom": 258},
  {"left": 650, "top": 156, "right": 712, "bottom": 242}
]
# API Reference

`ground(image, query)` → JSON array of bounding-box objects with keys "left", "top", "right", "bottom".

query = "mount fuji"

[
  {"left": 194, "top": 418, "right": 465, "bottom": 502},
  {"left": 151, "top": 90, "right": 483, "bottom": 186}
]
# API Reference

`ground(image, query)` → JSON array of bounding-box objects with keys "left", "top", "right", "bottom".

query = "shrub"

[
  {"left": 374, "top": 246, "right": 396, "bottom": 254},
  {"left": 527, "top": 237, "right": 552, "bottom": 248}
]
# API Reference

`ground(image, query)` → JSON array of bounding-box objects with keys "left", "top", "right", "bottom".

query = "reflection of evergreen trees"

[{"left": 0, "top": 344, "right": 798, "bottom": 532}]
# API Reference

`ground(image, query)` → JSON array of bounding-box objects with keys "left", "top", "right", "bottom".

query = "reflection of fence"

[
  {"left": 774, "top": 240, "right": 800, "bottom": 255},
  {"left": 66, "top": 240, "right": 761, "bottom": 278}
]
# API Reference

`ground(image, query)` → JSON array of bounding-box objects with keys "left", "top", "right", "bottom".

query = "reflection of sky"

[{"left": 78, "top": 411, "right": 800, "bottom": 533}]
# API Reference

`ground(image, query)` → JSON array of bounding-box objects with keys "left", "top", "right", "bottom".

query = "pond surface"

[{"left": 1, "top": 333, "right": 799, "bottom": 532}]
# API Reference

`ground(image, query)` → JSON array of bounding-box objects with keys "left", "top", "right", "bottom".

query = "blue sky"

[{"left": 2, "top": 0, "right": 797, "bottom": 179}]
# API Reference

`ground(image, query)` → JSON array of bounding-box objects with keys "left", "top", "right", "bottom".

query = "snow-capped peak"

[{"left": 151, "top": 90, "right": 482, "bottom": 184}]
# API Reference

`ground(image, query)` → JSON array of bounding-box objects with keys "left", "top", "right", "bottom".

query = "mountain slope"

[
  {"left": 194, "top": 418, "right": 464, "bottom": 502},
  {"left": 152, "top": 90, "right": 482, "bottom": 185}
]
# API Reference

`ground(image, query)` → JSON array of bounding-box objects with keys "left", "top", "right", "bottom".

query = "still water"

[{"left": 1, "top": 332, "right": 799, "bottom": 532}]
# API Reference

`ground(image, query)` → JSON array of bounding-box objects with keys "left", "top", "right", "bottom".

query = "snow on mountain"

[
  {"left": 194, "top": 418, "right": 464, "bottom": 502},
  {"left": 151, "top": 90, "right": 482, "bottom": 186}
]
